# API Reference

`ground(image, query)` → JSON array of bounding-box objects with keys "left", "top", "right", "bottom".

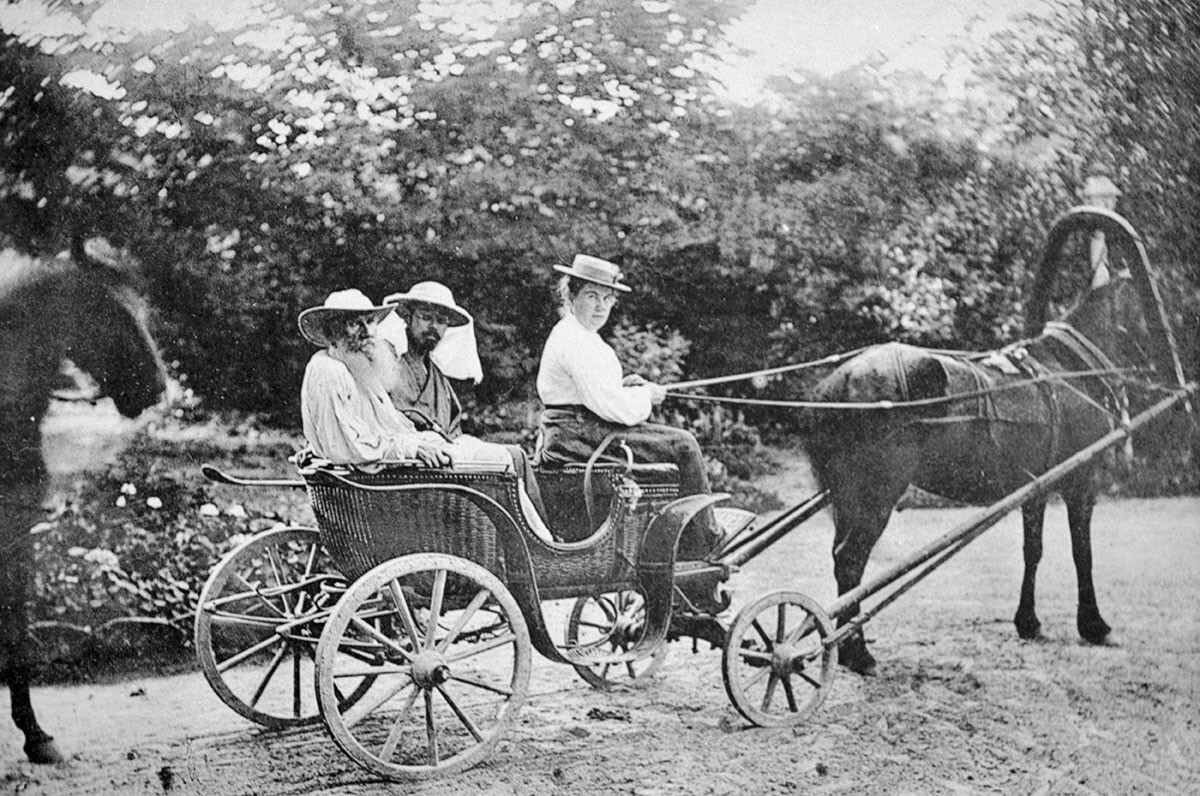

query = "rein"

[{"left": 666, "top": 365, "right": 1145, "bottom": 412}]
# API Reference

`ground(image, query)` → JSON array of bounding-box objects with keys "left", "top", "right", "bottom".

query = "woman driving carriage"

[{"left": 533, "top": 255, "right": 722, "bottom": 559}]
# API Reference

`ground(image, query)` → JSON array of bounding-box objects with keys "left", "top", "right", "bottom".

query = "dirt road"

[{"left": 4, "top": 410, "right": 1199, "bottom": 795}]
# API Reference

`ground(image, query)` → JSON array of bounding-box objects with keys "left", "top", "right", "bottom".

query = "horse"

[
  {"left": 0, "top": 238, "right": 166, "bottom": 763},
  {"left": 805, "top": 252, "right": 1171, "bottom": 676}
]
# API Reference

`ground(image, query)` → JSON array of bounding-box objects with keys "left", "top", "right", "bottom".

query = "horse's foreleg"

[
  {"left": 1064, "top": 481, "right": 1112, "bottom": 644},
  {"left": 1, "top": 486, "right": 63, "bottom": 764},
  {"left": 830, "top": 483, "right": 905, "bottom": 677},
  {"left": 1015, "top": 498, "right": 1046, "bottom": 640}
]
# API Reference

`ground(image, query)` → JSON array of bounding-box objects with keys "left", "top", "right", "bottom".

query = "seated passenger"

[
  {"left": 377, "top": 280, "right": 548, "bottom": 521},
  {"left": 533, "top": 255, "right": 722, "bottom": 559},
  {"left": 298, "top": 289, "right": 509, "bottom": 470},
  {"left": 378, "top": 280, "right": 478, "bottom": 437}
]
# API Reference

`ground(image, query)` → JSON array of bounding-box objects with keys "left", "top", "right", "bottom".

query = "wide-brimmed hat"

[
  {"left": 384, "top": 281, "right": 471, "bottom": 327},
  {"left": 298, "top": 289, "right": 397, "bottom": 346},
  {"left": 552, "top": 254, "right": 631, "bottom": 292}
]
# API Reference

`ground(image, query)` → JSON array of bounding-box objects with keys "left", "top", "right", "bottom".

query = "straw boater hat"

[
  {"left": 297, "top": 289, "right": 397, "bottom": 346},
  {"left": 553, "top": 254, "right": 631, "bottom": 292},
  {"left": 384, "top": 281, "right": 472, "bottom": 327}
]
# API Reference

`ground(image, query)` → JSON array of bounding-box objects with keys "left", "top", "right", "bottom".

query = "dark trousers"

[{"left": 534, "top": 408, "right": 719, "bottom": 558}]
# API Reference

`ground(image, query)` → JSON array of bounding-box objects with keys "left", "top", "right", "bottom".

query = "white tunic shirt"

[
  {"left": 536, "top": 314, "right": 653, "bottom": 426},
  {"left": 301, "top": 348, "right": 429, "bottom": 465}
]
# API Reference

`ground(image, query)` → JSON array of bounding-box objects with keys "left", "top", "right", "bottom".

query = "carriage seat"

[{"left": 535, "top": 460, "right": 680, "bottom": 485}]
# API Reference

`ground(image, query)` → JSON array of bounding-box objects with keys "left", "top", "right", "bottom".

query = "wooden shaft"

[
  {"left": 720, "top": 490, "right": 831, "bottom": 569},
  {"left": 827, "top": 384, "right": 1195, "bottom": 622}
]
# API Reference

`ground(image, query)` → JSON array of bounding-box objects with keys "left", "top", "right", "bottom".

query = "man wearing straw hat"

[
  {"left": 377, "top": 281, "right": 481, "bottom": 437},
  {"left": 378, "top": 280, "right": 548, "bottom": 520},
  {"left": 534, "top": 254, "right": 722, "bottom": 560}
]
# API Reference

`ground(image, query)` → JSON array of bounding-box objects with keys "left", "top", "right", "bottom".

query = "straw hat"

[
  {"left": 552, "top": 254, "right": 631, "bottom": 293},
  {"left": 297, "top": 289, "right": 397, "bottom": 346},
  {"left": 384, "top": 281, "right": 472, "bottom": 327}
]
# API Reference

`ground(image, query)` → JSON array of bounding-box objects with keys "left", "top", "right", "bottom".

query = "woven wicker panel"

[{"left": 307, "top": 476, "right": 501, "bottom": 582}]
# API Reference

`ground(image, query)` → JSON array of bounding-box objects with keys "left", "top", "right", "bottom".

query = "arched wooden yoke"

[{"left": 1026, "top": 205, "right": 1187, "bottom": 389}]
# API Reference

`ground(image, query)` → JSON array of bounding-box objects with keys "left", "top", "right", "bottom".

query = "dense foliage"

[{"left": 8, "top": 0, "right": 1188, "bottom": 424}]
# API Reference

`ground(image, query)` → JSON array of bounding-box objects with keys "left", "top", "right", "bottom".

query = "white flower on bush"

[
  {"left": 199, "top": 503, "right": 220, "bottom": 517},
  {"left": 83, "top": 548, "right": 119, "bottom": 568},
  {"left": 146, "top": 496, "right": 163, "bottom": 510},
  {"left": 226, "top": 504, "right": 248, "bottom": 519},
  {"left": 120, "top": 483, "right": 138, "bottom": 496},
  {"left": 115, "top": 495, "right": 127, "bottom": 508}
]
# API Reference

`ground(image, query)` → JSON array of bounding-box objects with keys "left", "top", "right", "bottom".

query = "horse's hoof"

[
  {"left": 25, "top": 736, "right": 64, "bottom": 764},
  {"left": 1016, "top": 625, "right": 1044, "bottom": 641},
  {"left": 840, "top": 658, "right": 878, "bottom": 677},
  {"left": 1082, "top": 631, "right": 1120, "bottom": 648},
  {"left": 1079, "top": 619, "right": 1114, "bottom": 646},
  {"left": 1014, "top": 616, "right": 1042, "bottom": 640}
]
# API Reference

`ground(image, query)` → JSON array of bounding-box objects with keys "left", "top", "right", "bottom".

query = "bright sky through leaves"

[{"left": 716, "top": 0, "right": 1048, "bottom": 102}]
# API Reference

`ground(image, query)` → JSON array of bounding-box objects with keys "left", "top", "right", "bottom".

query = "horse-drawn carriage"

[{"left": 193, "top": 206, "right": 1195, "bottom": 781}]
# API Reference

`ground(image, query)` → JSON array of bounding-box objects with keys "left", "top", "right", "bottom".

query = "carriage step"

[{"left": 560, "top": 641, "right": 645, "bottom": 666}]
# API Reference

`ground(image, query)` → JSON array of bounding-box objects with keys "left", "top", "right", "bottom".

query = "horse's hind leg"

[
  {"left": 0, "top": 484, "right": 63, "bottom": 764},
  {"left": 1015, "top": 498, "right": 1047, "bottom": 640},
  {"left": 1063, "top": 477, "right": 1113, "bottom": 645}
]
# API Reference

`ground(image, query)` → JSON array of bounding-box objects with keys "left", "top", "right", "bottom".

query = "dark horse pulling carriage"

[{"left": 192, "top": 207, "right": 1195, "bottom": 780}]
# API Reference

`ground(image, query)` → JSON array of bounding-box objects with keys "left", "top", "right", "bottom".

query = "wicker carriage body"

[{"left": 304, "top": 463, "right": 681, "bottom": 602}]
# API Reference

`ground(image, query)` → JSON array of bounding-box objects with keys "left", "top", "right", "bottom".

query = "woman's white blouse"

[{"left": 536, "top": 314, "right": 652, "bottom": 426}]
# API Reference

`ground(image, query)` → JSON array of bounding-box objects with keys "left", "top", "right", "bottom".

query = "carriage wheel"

[
  {"left": 565, "top": 590, "right": 668, "bottom": 689},
  {"left": 316, "top": 553, "right": 531, "bottom": 781},
  {"left": 194, "top": 526, "right": 368, "bottom": 728},
  {"left": 722, "top": 590, "right": 836, "bottom": 728}
]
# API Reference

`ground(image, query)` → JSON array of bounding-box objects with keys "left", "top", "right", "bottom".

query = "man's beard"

[{"left": 407, "top": 331, "right": 439, "bottom": 356}]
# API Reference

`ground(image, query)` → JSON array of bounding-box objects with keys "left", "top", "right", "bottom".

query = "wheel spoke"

[
  {"left": 386, "top": 580, "right": 425, "bottom": 649},
  {"left": 265, "top": 547, "right": 294, "bottom": 614},
  {"left": 743, "top": 664, "right": 771, "bottom": 691},
  {"left": 783, "top": 615, "right": 816, "bottom": 646},
  {"left": 424, "top": 690, "right": 439, "bottom": 766},
  {"left": 216, "top": 634, "right": 283, "bottom": 673},
  {"left": 343, "top": 676, "right": 415, "bottom": 729},
  {"left": 379, "top": 687, "right": 421, "bottom": 762},
  {"left": 425, "top": 570, "right": 448, "bottom": 651},
  {"left": 449, "top": 671, "right": 515, "bottom": 697},
  {"left": 350, "top": 616, "right": 417, "bottom": 664},
  {"left": 446, "top": 631, "right": 517, "bottom": 663},
  {"left": 775, "top": 603, "right": 786, "bottom": 644},
  {"left": 292, "top": 647, "right": 303, "bottom": 717},
  {"left": 751, "top": 618, "right": 773, "bottom": 650},
  {"left": 737, "top": 648, "right": 772, "bottom": 664},
  {"left": 436, "top": 684, "right": 484, "bottom": 742},
  {"left": 248, "top": 644, "right": 289, "bottom": 708},
  {"left": 761, "top": 671, "right": 779, "bottom": 712},
  {"left": 781, "top": 674, "right": 799, "bottom": 713},
  {"left": 436, "top": 589, "right": 490, "bottom": 653}
]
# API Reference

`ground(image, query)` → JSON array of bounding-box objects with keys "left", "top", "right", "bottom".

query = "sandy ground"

[{"left": 2, "top": 409, "right": 1199, "bottom": 795}]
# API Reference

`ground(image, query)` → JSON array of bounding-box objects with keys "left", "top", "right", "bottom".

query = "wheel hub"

[
  {"left": 772, "top": 643, "right": 806, "bottom": 676},
  {"left": 411, "top": 651, "right": 450, "bottom": 689}
]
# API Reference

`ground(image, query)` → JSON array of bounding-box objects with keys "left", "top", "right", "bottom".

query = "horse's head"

[{"left": 60, "top": 239, "right": 167, "bottom": 417}]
